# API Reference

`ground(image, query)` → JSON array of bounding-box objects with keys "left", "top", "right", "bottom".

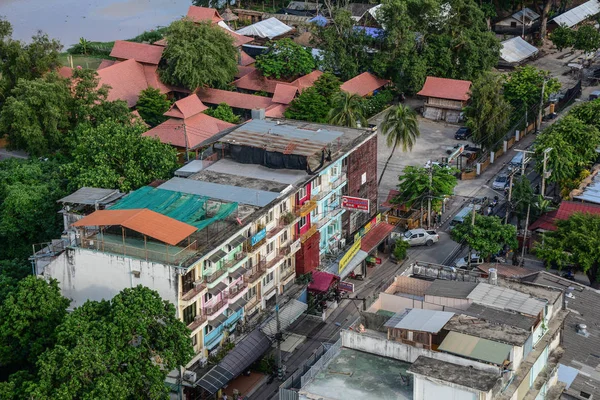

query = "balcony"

[
  {"left": 266, "top": 253, "right": 285, "bottom": 270},
  {"left": 203, "top": 300, "right": 226, "bottom": 317},
  {"left": 295, "top": 200, "right": 317, "bottom": 218},
  {"left": 245, "top": 261, "right": 267, "bottom": 284},
  {"left": 222, "top": 251, "right": 247, "bottom": 271},
  {"left": 206, "top": 267, "right": 226, "bottom": 284},
  {"left": 331, "top": 174, "right": 347, "bottom": 190},
  {"left": 181, "top": 280, "right": 206, "bottom": 302},
  {"left": 280, "top": 266, "right": 295, "bottom": 283},
  {"left": 300, "top": 225, "right": 318, "bottom": 243},
  {"left": 228, "top": 282, "right": 248, "bottom": 298},
  {"left": 245, "top": 295, "right": 261, "bottom": 311},
  {"left": 187, "top": 314, "right": 207, "bottom": 332},
  {"left": 267, "top": 218, "right": 287, "bottom": 239}
]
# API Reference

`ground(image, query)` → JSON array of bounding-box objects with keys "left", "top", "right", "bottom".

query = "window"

[
  {"left": 205, "top": 325, "right": 214, "bottom": 335},
  {"left": 263, "top": 271, "right": 274, "bottom": 286},
  {"left": 266, "top": 209, "right": 274, "bottom": 224},
  {"left": 281, "top": 230, "right": 288, "bottom": 243},
  {"left": 311, "top": 176, "right": 322, "bottom": 190},
  {"left": 299, "top": 216, "right": 307, "bottom": 228},
  {"left": 204, "top": 293, "right": 213, "bottom": 303},
  {"left": 182, "top": 269, "right": 195, "bottom": 293},
  {"left": 245, "top": 286, "right": 257, "bottom": 300},
  {"left": 225, "top": 244, "right": 233, "bottom": 253},
  {"left": 191, "top": 333, "right": 197, "bottom": 346},
  {"left": 298, "top": 187, "right": 306, "bottom": 200},
  {"left": 183, "top": 304, "right": 196, "bottom": 326},
  {"left": 361, "top": 172, "right": 367, "bottom": 185},
  {"left": 331, "top": 165, "right": 339, "bottom": 177},
  {"left": 203, "top": 260, "right": 212, "bottom": 270},
  {"left": 267, "top": 241, "right": 275, "bottom": 254},
  {"left": 279, "top": 202, "right": 288, "bottom": 214}
]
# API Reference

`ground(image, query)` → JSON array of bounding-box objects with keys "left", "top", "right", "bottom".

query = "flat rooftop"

[
  {"left": 408, "top": 356, "right": 499, "bottom": 392},
  {"left": 300, "top": 348, "right": 413, "bottom": 400},
  {"left": 204, "top": 158, "right": 309, "bottom": 185},
  {"left": 443, "top": 314, "right": 532, "bottom": 346}
]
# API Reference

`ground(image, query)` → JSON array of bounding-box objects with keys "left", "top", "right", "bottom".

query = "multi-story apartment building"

[{"left": 33, "top": 118, "right": 377, "bottom": 367}]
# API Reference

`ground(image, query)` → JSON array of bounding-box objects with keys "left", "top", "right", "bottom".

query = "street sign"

[
  {"left": 339, "top": 239, "right": 361, "bottom": 273},
  {"left": 341, "top": 196, "right": 370, "bottom": 212},
  {"left": 339, "top": 281, "right": 354, "bottom": 292}
]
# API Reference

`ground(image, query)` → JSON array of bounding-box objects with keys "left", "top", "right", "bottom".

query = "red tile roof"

[
  {"left": 239, "top": 50, "right": 255, "bottom": 66},
  {"left": 272, "top": 84, "right": 298, "bottom": 104},
  {"left": 235, "top": 65, "right": 257, "bottom": 79},
  {"left": 291, "top": 70, "right": 323, "bottom": 92},
  {"left": 528, "top": 201, "right": 600, "bottom": 232},
  {"left": 72, "top": 209, "right": 196, "bottom": 246},
  {"left": 97, "top": 59, "right": 172, "bottom": 108},
  {"left": 227, "top": 30, "right": 254, "bottom": 47},
  {"left": 110, "top": 41, "right": 164, "bottom": 65},
  {"left": 187, "top": 6, "right": 224, "bottom": 24},
  {"left": 197, "top": 88, "right": 274, "bottom": 110},
  {"left": 361, "top": 222, "right": 395, "bottom": 252},
  {"left": 233, "top": 69, "right": 283, "bottom": 93},
  {"left": 164, "top": 94, "right": 208, "bottom": 119},
  {"left": 153, "top": 38, "right": 167, "bottom": 47},
  {"left": 97, "top": 59, "right": 116, "bottom": 70},
  {"left": 340, "top": 72, "right": 389, "bottom": 97},
  {"left": 143, "top": 113, "right": 235, "bottom": 149},
  {"left": 417, "top": 76, "right": 472, "bottom": 101},
  {"left": 265, "top": 103, "right": 288, "bottom": 118}
]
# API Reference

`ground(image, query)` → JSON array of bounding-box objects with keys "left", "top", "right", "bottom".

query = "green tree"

[
  {"left": 569, "top": 98, "right": 600, "bottom": 129},
  {"left": 450, "top": 213, "right": 517, "bottom": 260},
  {"left": 378, "top": 104, "right": 420, "bottom": 186},
  {"left": 550, "top": 24, "right": 575, "bottom": 51},
  {"left": 393, "top": 165, "right": 458, "bottom": 210},
  {"left": 511, "top": 176, "right": 534, "bottom": 226},
  {"left": 503, "top": 66, "right": 561, "bottom": 111},
  {"left": 464, "top": 72, "right": 512, "bottom": 151},
  {"left": 535, "top": 213, "right": 600, "bottom": 287},
  {"left": 284, "top": 87, "right": 330, "bottom": 122},
  {"left": 312, "top": 72, "right": 342, "bottom": 101},
  {"left": 160, "top": 19, "right": 237, "bottom": 90},
  {"left": 0, "top": 20, "right": 62, "bottom": 99},
  {"left": 328, "top": 91, "right": 366, "bottom": 128},
  {"left": 574, "top": 25, "right": 600, "bottom": 53},
  {"left": 0, "top": 159, "right": 66, "bottom": 260},
  {"left": 532, "top": 129, "right": 578, "bottom": 186},
  {"left": 205, "top": 103, "right": 241, "bottom": 124},
  {"left": 78, "top": 38, "right": 90, "bottom": 55},
  {"left": 62, "top": 120, "right": 178, "bottom": 192},
  {"left": 0, "top": 276, "right": 69, "bottom": 374},
  {"left": 0, "top": 259, "right": 30, "bottom": 303},
  {"left": 30, "top": 286, "right": 194, "bottom": 399},
  {"left": 0, "top": 74, "right": 71, "bottom": 156},
  {"left": 255, "top": 38, "right": 315, "bottom": 79},
  {"left": 136, "top": 87, "right": 171, "bottom": 127}
]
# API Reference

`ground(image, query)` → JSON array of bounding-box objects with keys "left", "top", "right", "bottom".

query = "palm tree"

[
  {"left": 378, "top": 104, "right": 420, "bottom": 186},
  {"left": 328, "top": 91, "right": 366, "bottom": 128}
]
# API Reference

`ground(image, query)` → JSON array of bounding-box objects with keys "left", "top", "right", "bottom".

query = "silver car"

[{"left": 402, "top": 229, "right": 440, "bottom": 247}]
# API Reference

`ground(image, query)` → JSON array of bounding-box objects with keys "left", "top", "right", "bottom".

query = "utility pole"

[
  {"left": 520, "top": 203, "right": 531, "bottom": 267},
  {"left": 522, "top": 3, "right": 525, "bottom": 38},
  {"left": 514, "top": 148, "right": 534, "bottom": 176},
  {"left": 505, "top": 173, "right": 515, "bottom": 224},
  {"left": 275, "top": 287, "right": 283, "bottom": 381},
  {"left": 427, "top": 163, "right": 433, "bottom": 229},
  {"left": 538, "top": 78, "right": 548, "bottom": 131},
  {"left": 467, "top": 200, "right": 476, "bottom": 269},
  {"left": 183, "top": 121, "right": 190, "bottom": 162},
  {"left": 541, "top": 147, "right": 553, "bottom": 197}
]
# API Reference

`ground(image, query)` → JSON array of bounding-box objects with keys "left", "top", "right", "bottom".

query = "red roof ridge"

[
  {"left": 417, "top": 76, "right": 472, "bottom": 102},
  {"left": 340, "top": 72, "right": 389, "bottom": 97},
  {"left": 197, "top": 87, "right": 274, "bottom": 110},
  {"left": 164, "top": 94, "right": 208, "bottom": 119},
  {"left": 110, "top": 40, "right": 164, "bottom": 65},
  {"left": 187, "top": 6, "right": 224, "bottom": 24}
]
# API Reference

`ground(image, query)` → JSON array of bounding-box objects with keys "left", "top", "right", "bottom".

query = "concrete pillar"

[
  {"left": 476, "top": 163, "right": 481, "bottom": 175},
  {"left": 503, "top": 141, "right": 508, "bottom": 153},
  {"left": 515, "top": 130, "right": 520, "bottom": 142},
  {"left": 490, "top": 151, "right": 495, "bottom": 164}
]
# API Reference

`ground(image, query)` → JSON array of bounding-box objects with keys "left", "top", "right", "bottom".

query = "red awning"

[
  {"left": 308, "top": 271, "right": 339, "bottom": 293},
  {"left": 360, "top": 222, "right": 395, "bottom": 253}
]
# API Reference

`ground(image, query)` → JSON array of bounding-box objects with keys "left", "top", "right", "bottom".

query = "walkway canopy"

[{"left": 308, "top": 271, "right": 339, "bottom": 293}]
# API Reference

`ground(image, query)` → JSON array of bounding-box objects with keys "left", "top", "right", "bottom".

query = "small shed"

[
  {"left": 417, "top": 76, "right": 471, "bottom": 123},
  {"left": 494, "top": 7, "right": 540, "bottom": 35},
  {"left": 384, "top": 308, "right": 454, "bottom": 350},
  {"left": 499, "top": 36, "right": 539, "bottom": 67}
]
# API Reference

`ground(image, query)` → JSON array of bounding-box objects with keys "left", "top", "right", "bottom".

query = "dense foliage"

[
  {"left": 205, "top": 103, "right": 241, "bottom": 124},
  {"left": 503, "top": 66, "right": 561, "bottom": 111},
  {"left": 536, "top": 213, "right": 600, "bottom": 288},
  {"left": 450, "top": 214, "right": 518, "bottom": 260},
  {"left": 255, "top": 39, "right": 316, "bottom": 79},
  {"left": 160, "top": 19, "right": 238, "bottom": 90},
  {"left": 392, "top": 165, "right": 458, "bottom": 210},
  {"left": 284, "top": 87, "right": 330, "bottom": 122},
  {"left": 328, "top": 91, "right": 366, "bottom": 128},
  {"left": 137, "top": 88, "right": 172, "bottom": 127}
]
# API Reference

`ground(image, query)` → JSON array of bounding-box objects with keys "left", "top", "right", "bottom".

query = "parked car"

[
  {"left": 454, "top": 127, "right": 472, "bottom": 140},
  {"left": 492, "top": 174, "right": 510, "bottom": 190},
  {"left": 454, "top": 253, "right": 484, "bottom": 269},
  {"left": 402, "top": 228, "right": 440, "bottom": 247}
]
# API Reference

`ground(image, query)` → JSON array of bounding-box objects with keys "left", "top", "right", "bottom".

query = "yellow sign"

[
  {"left": 354, "top": 213, "right": 382, "bottom": 242},
  {"left": 339, "top": 238, "right": 361, "bottom": 274}
]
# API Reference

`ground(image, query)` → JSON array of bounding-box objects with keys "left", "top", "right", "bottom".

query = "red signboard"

[
  {"left": 341, "top": 196, "right": 370, "bottom": 212},
  {"left": 338, "top": 281, "right": 354, "bottom": 293}
]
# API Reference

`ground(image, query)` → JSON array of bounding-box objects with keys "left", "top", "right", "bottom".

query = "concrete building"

[
  {"left": 286, "top": 266, "right": 569, "bottom": 400},
  {"left": 33, "top": 118, "right": 377, "bottom": 370}
]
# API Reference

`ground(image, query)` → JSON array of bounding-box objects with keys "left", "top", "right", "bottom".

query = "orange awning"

[{"left": 72, "top": 209, "right": 197, "bottom": 246}]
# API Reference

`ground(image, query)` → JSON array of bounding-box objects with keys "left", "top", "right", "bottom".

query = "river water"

[{"left": 0, "top": 0, "right": 192, "bottom": 47}]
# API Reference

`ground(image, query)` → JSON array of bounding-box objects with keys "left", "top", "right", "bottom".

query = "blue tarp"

[
  {"left": 308, "top": 15, "right": 328, "bottom": 26},
  {"left": 354, "top": 26, "right": 384, "bottom": 38}
]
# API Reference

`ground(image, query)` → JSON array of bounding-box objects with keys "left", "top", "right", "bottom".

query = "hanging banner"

[{"left": 251, "top": 228, "right": 266, "bottom": 246}]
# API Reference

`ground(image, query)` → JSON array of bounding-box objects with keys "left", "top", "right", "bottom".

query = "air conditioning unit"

[
  {"left": 131, "top": 270, "right": 141, "bottom": 278},
  {"left": 235, "top": 252, "right": 244, "bottom": 260},
  {"left": 183, "top": 371, "right": 197, "bottom": 382},
  {"left": 339, "top": 238, "right": 346, "bottom": 248}
]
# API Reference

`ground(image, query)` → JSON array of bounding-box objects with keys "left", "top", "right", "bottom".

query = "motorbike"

[{"left": 349, "top": 271, "right": 364, "bottom": 281}]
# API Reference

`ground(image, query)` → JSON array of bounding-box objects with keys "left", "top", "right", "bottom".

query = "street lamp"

[{"left": 541, "top": 147, "right": 553, "bottom": 197}]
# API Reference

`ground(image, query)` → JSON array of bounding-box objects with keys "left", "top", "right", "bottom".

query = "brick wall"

[{"left": 342, "top": 134, "right": 378, "bottom": 238}]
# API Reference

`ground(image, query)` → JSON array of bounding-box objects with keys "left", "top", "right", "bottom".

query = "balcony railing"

[
  {"left": 300, "top": 225, "right": 318, "bottom": 243},
  {"left": 181, "top": 280, "right": 206, "bottom": 302},
  {"left": 245, "top": 295, "right": 261, "bottom": 311},
  {"left": 267, "top": 219, "right": 286, "bottom": 239},
  {"left": 206, "top": 267, "right": 226, "bottom": 283},
  {"left": 203, "top": 300, "right": 226, "bottom": 316},
  {"left": 331, "top": 174, "right": 347, "bottom": 190},
  {"left": 228, "top": 282, "right": 248, "bottom": 297},
  {"left": 266, "top": 254, "right": 285, "bottom": 270},
  {"left": 281, "top": 267, "right": 295, "bottom": 282},
  {"left": 245, "top": 261, "right": 267, "bottom": 284},
  {"left": 187, "top": 314, "right": 207, "bottom": 332},
  {"left": 222, "top": 251, "right": 247, "bottom": 270},
  {"left": 295, "top": 200, "right": 317, "bottom": 218},
  {"left": 279, "top": 244, "right": 291, "bottom": 257}
]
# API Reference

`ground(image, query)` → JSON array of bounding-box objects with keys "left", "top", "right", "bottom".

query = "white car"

[
  {"left": 454, "top": 253, "right": 484, "bottom": 269},
  {"left": 402, "top": 229, "right": 440, "bottom": 247}
]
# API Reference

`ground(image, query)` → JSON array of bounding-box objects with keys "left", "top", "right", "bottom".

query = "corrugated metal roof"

[
  {"left": 236, "top": 17, "right": 293, "bottom": 39},
  {"left": 512, "top": 7, "right": 540, "bottom": 22},
  {"left": 424, "top": 280, "right": 478, "bottom": 299},
  {"left": 551, "top": 0, "right": 600, "bottom": 27},
  {"left": 261, "top": 299, "right": 307, "bottom": 336},
  {"left": 500, "top": 36, "right": 539, "bottom": 64},
  {"left": 218, "top": 119, "right": 344, "bottom": 157},
  {"left": 573, "top": 172, "right": 600, "bottom": 204},
  {"left": 467, "top": 282, "right": 545, "bottom": 316},
  {"left": 438, "top": 331, "right": 512, "bottom": 365},
  {"left": 158, "top": 177, "right": 280, "bottom": 207},
  {"left": 72, "top": 209, "right": 196, "bottom": 245},
  {"left": 360, "top": 222, "right": 395, "bottom": 252},
  {"left": 58, "top": 187, "right": 124, "bottom": 206},
  {"left": 384, "top": 308, "right": 454, "bottom": 333}
]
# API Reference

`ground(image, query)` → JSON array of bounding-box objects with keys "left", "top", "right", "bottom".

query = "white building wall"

[
  {"left": 42, "top": 248, "right": 179, "bottom": 311},
  {"left": 413, "top": 375, "right": 485, "bottom": 400}
]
